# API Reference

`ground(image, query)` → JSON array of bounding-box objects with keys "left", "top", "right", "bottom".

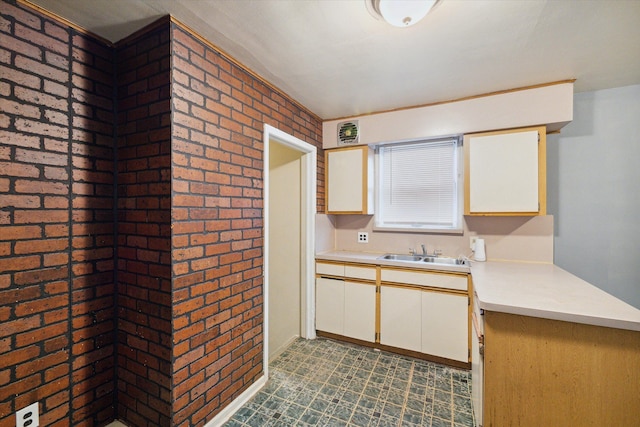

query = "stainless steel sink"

[
  {"left": 379, "top": 254, "right": 423, "bottom": 262},
  {"left": 422, "top": 256, "right": 466, "bottom": 266},
  {"left": 378, "top": 253, "right": 468, "bottom": 266}
]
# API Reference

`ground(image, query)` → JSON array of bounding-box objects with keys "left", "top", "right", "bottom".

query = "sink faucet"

[{"left": 420, "top": 244, "right": 442, "bottom": 257}]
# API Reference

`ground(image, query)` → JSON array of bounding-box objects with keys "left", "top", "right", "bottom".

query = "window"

[{"left": 375, "top": 137, "right": 462, "bottom": 232}]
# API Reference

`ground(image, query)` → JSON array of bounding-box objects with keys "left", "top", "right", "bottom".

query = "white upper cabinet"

[
  {"left": 325, "top": 146, "right": 374, "bottom": 214},
  {"left": 464, "top": 126, "right": 546, "bottom": 216}
]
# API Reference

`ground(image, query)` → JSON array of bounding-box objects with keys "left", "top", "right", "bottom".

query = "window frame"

[{"left": 373, "top": 136, "right": 464, "bottom": 234}]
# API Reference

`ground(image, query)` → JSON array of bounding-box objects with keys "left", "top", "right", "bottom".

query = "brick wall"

[
  {"left": 115, "top": 25, "right": 172, "bottom": 427},
  {"left": 69, "top": 19, "right": 117, "bottom": 427},
  {"left": 0, "top": 1, "right": 116, "bottom": 425},
  {"left": 169, "top": 24, "right": 322, "bottom": 426},
  {"left": 1, "top": 2, "right": 324, "bottom": 425}
]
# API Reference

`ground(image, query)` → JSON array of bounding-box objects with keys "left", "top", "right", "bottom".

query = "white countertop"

[
  {"left": 471, "top": 261, "right": 640, "bottom": 332},
  {"left": 316, "top": 251, "right": 640, "bottom": 332}
]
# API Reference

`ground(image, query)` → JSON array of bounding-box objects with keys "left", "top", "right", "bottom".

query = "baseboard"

[
  {"left": 103, "top": 375, "right": 266, "bottom": 427},
  {"left": 204, "top": 374, "right": 267, "bottom": 427}
]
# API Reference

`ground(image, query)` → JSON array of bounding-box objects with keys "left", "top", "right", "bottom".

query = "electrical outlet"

[
  {"left": 16, "top": 402, "right": 39, "bottom": 427},
  {"left": 470, "top": 236, "right": 478, "bottom": 250},
  {"left": 357, "top": 232, "right": 368, "bottom": 243}
]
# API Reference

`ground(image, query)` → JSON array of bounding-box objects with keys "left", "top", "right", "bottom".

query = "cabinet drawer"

[
  {"left": 344, "top": 265, "right": 376, "bottom": 281},
  {"left": 381, "top": 269, "right": 467, "bottom": 291},
  {"left": 316, "top": 262, "right": 345, "bottom": 277}
]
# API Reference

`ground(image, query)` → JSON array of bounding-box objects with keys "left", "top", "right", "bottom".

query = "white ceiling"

[{"left": 28, "top": 0, "right": 640, "bottom": 120}]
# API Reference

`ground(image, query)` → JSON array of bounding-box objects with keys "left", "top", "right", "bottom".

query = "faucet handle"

[{"left": 433, "top": 248, "right": 443, "bottom": 256}]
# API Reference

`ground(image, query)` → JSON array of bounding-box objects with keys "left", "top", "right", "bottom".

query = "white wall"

[
  {"left": 547, "top": 84, "right": 640, "bottom": 309},
  {"left": 268, "top": 142, "right": 303, "bottom": 359},
  {"left": 323, "top": 82, "right": 574, "bottom": 148},
  {"left": 332, "top": 215, "right": 554, "bottom": 264}
]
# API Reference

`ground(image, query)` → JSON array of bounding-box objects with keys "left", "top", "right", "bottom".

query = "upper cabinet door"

[
  {"left": 464, "top": 126, "right": 546, "bottom": 216},
  {"left": 325, "top": 146, "right": 374, "bottom": 214}
]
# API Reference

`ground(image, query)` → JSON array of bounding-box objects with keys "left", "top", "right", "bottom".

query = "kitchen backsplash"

[{"left": 316, "top": 214, "right": 554, "bottom": 263}]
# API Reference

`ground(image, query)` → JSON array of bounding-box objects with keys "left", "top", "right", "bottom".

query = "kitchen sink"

[
  {"left": 379, "top": 254, "right": 423, "bottom": 262},
  {"left": 378, "top": 253, "right": 468, "bottom": 266},
  {"left": 422, "top": 256, "right": 467, "bottom": 266}
]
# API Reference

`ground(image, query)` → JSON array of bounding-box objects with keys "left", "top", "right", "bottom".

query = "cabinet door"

[
  {"left": 316, "top": 278, "right": 344, "bottom": 335},
  {"left": 465, "top": 126, "right": 546, "bottom": 215},
  {"left": 380, "top": 286, "right": 421, "bottom": 352},
  {"left": 421, "top": 291, "right": 468, "bottom": 362},
  {"left": 326, "top": 147, "right": 373, "bottom": 214},
  {"left": 344, "top": 281, "right": 376, "bottom": 342}
]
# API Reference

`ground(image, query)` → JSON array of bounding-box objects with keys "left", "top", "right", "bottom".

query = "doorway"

[{"left": 263, "top": 125, "right": 316, "bottom": 374}]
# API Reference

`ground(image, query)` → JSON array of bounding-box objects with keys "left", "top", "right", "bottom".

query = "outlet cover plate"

[
  {"left": 357, "top": 232, "right": 368, "bottom": 243},
  {"left": 16, "top": 402, "right": 39, "bottom": 427}
]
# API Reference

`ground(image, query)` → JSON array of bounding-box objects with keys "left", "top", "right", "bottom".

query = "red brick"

[
  {"left": 0, "top": 194, "right": 41, "bottom": 208},
  {"left": 16, "top": 321, "right": 67, "bottom": 347},
  {"left": 0, "top": 129, "right": 41, "bottom": 149}
]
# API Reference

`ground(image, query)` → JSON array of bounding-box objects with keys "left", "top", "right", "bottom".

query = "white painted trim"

[
  {"left": 105, "top": 376, "right": 268, "bottom": 427},
  {"left": 203, "top": 375, "right": 268, "bottom": 427},
  {"left": 263, "top": 124, "right": 317, "bottom": 379}
]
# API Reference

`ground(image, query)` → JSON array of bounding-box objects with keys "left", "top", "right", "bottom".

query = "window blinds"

[{"left": 377, "top": 138, "right": 459, "bottom": 229}]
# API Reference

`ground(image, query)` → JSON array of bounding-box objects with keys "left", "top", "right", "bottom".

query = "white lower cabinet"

[
  {"left": 421, "top": 291, "right": 468, "bottom": 362},
  {"left": 316, "top": 277, "right": 376, "bottom": 342},
  {"left": 380, "top": 285, "right": 469, "bottom": 363},
  {"left": 344, "top": 281, "right": 376, "bottom": 342},
  {"left": 316, "top": 261, "right": 470, "bottom": 365},
  {"left": 380, "top": 286, "right": 422, "bottom": 352},
  {"left": 316, "top": 277, "right": 344, "bottom": 335}
]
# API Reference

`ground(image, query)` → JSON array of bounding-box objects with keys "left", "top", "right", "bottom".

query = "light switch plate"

[{"left": 357, "top": 232, "right": 368, "bottom": 243}]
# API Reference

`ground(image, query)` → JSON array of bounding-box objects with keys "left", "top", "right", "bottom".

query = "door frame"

[{"left": 263, "top": 124, "right": 317, "bottom": 376}]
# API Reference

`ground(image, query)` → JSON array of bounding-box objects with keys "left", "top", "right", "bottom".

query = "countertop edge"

[
  {"left": 315, "top": 250, "right": 471, "bottom": 274},
  {"left": 479, "top": 301, "right": 640, "bottom": 332}
]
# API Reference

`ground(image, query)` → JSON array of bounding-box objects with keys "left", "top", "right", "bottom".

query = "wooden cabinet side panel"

[{"left": 483, "top": 311, "right": 640, "bottom": 426}]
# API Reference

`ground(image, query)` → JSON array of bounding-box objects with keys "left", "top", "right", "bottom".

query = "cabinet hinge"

[{"left": 538, "top": 131, "right": 540, "bottom": 142}]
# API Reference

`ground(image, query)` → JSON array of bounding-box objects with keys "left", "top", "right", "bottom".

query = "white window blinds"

[{"left": 376, "top": 137, "right": 461, "bottom": 230}]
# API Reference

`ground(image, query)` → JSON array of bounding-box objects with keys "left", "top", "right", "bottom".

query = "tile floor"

[{"left": 224, "top": 338, "right": 475, "bottom": 426}]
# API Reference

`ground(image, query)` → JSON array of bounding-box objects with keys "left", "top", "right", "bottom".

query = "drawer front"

[
  {"left": 316, "top": 262, "right": 345, "bottom": 277},
  {"left": 381, "top": 269, "right": 467, "bottom": 291},
  {"left": 344, "top": 265, "right": 376, "bottom": 281}
]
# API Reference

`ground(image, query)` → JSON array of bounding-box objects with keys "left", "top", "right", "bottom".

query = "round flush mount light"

[{"left": 367, "top": 0, "right": 438, "bottom": 28}]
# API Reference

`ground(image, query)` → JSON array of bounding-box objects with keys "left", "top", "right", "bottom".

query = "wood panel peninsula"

[{"left": 472, "top": 261, "right": 640, "bottom": 427}]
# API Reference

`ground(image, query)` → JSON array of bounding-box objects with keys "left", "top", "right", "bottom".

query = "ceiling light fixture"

[{"left": 367, "top": 0, "right": 438, "bottom": 28}]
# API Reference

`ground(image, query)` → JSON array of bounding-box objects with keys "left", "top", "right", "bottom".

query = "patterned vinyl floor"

[{"left": 224, "top": 337, "right": 475, "bottom": 427}]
